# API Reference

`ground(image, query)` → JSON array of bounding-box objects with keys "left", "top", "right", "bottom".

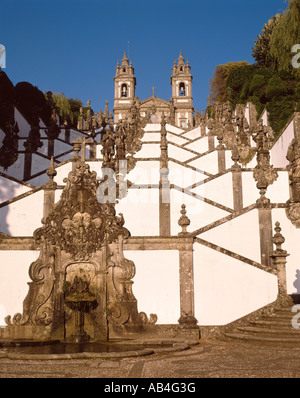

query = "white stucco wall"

[
  {"left": 200, "top": 209, "right": 261, "bottom": 263},
  {"left": 270, "top": 119, "right": 294, "bottom": 168},
  {"left": 0, "top": 251, "right": 39, "bottom": 326},
  {"left": 127, "top": 250, "right": 180, "bottom": 324},
  {"left": 0, "top": 189, "right": 44, "bottom": 236},
  {"left": 0, "top": 154, "right": 25, "bottom": 181},
  {"left": 184, "top": 136, "right": 209, "bottom": 153},
  {"left": 14, "top": 108, "right": 31, "bottom": 138},
  {"left": 193, "top": 243, "right": 278, "bottom": 325},
  {"left": 0, "top": 177, "right": 31, "bottom": 204},
  {"left": 189, "top": 151, "right": 219, "bottom": 175}
]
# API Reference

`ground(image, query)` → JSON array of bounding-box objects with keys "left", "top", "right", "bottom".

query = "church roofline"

[{"left": 140, "top": 96, "right": 170, "bottom": 106}]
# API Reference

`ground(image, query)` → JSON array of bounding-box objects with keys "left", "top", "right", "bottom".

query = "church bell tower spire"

[
  {"left": 170, "top": 51, "right": 194, "bottom": 129},
  {"left": 113, "top": 51, "right": 136, "bottom": 123}
]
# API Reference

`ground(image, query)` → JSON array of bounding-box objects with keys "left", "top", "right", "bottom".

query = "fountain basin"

[{"left": 0, "top": 338, "right": 199, "bottom": 360}]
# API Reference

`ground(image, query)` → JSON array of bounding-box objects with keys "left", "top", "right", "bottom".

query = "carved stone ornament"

[
  {"left": 5, "top": 157, "right": 156, "bottom": 340},
  {"left": 286, "top": 201, "right": 300, "bottom": 228},
  {"left": 34, "top": 160, "right": 130, "bottom": 260},
  {"left": 253, "top": 121, "right": 278, "bottom": 197}
]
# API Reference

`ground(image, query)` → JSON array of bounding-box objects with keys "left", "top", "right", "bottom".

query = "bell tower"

[
  {"left": 170, "top": 51, "right": 194, "bottom": 129},
  {"left": 113, "top": 52, "right": 136, "bottom": 123}
]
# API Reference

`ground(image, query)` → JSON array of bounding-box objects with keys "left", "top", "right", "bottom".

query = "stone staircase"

[{"left": 224, "top": 304, "right": 300, "bottom": 345}]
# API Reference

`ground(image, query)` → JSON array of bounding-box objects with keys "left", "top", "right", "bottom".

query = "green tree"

[
  {"left": 248, "top": 74, "right": 266, "bottom": 95},
  {"left": 266, "top": 75, "right": 287, "bottom": 100},
  {"left": 208, "top": 61, "right": 249, "bottom": 104},
  {"left": 269, "top": 0, "right": 300, "bottom": 71},
  {"left": 68, "top": 97, "right": 83, "bottom": 128},
  {"left": 252, "top": 14, "right": 281, "bottom": 67},
  {"left": 51, "top": 93, "right": 73, "bottom": 125}
]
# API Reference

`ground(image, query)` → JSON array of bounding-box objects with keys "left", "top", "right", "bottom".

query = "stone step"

[
  {"left": 225, "top": 332, "right": 300, "bottom": 345},
  {"left": 249, "top": 320, "right": 295, "bottom": 329},
  {"left": 261, "top": 313, "right": 294, "bottom": 322},
  {"left": 274, "top": 307, "right": 297, "bottom": 315},
  {"left": 236, "top": 326, "right": 300, "bottom": 336}
]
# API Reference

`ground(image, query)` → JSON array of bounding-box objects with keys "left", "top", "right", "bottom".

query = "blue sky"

[{"left": 0, "top": 0, "right": 288, "bottom": 114}]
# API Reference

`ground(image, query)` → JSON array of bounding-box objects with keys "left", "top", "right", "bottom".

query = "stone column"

[
  {"left": 178, "top": 205, "right": 197, "bottom": 328},
  {"left": 218, "top": 147, "right": 226, "bottom": 173},
  {"left": 208, "top": 133, "right": 215, "bottom": 151},
  {"left": 216, "top": 132, "right": 226, "bottom": 173},
  {"left": 271, "top": 222, "right": 294, "bottom": 307},
  {"left": 200, "top": 121, "right": 206, "bottom": 137},
  {"left": 257, "top": 192, "right": 273, "bottom": 268},
  {"left": 159, "top": 114, "right": 171, "bottom": 236},
  {"left": 231, "top": 145, "right": 243, "bottom": 212},
  {"left": 43, "top": 157, "right": 57, "bottom": 218},
  {"left": 253, "top": 123, "right": 278, "bottom": 267}
]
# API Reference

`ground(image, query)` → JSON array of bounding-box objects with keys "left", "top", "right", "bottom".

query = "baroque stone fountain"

[{"left": 3, "top": 155, "right": 157, "bottom": 343}]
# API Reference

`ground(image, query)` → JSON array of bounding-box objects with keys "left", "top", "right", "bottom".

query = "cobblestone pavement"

[{"left": 1, "top": 339, "right": 300, "bottom": 379}]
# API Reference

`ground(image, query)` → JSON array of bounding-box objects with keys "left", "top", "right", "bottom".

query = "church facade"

[{"left": 113, "top": 51, "right": 194, "bottom": 129}]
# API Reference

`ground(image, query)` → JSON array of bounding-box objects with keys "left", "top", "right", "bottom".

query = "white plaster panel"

[
  {"left": 143, "top": 124, "right": 161, "bottom": 132},
  {"left": 193, "top": 172, "right": 233, "bottom": 209},
  {"left": 267, "top": 171, "right": 289, "bottom": 203},
  {"left": 27, "top": 174, "right": 48, "bottom": 187},
  {"left": 54, "top": 189, "right": 63, "bottom": 203},
  {"left": 166, "top": 133, "right": 188, "bottom": 146},
  {"left": 142, "top": 132, "right": 161, "bottom": 142},
  {"left": 184, "top": 137, "right": 209, "bottom": 154},
  {"left": 126, "top": 250, "right": 180, "bottom": 324},
  {"left": 168, "top": 144, "right": 194, "bottom": 162},
  {"left": 54, "top": 140, "right": 73, "bottom": 156},
  {"left": 127, "top": 161, "right": 160, "bottom": 185},
  {"left": 0, "top": 177, "right": 31, "bottom": 204},
  {"left": 193, "top": 243, "right": 277, "bottom": 325},
  {"left": 14, "top": 108, "right": 30, "bottom": 138},
  {"left": 86, "top": 161, "right": 103, "bottom": 178},
  {"left": 166, "top": 124, "right": 184, "bottom": 135},
  {"left": 168, "top": 161, "right": 204, "bottom": 188},
  {"left": 225, "top": 150, "right": 234, "bottom": 169},
  {"left": 69, "top": 129, "right": 84, "bottom": 142},
  {"left": 36, "top": 140, "right": 49, "bottom": 156},
  {"left": 0, "top": 154, "right": 25, "bottom": 181},
  {"left": 0, "top": 251, "right": 39, "bottom": 326},
  {"left": 181, "top": 127, "right": 200, "bottom": 140},
  {"left": 242, "top": 171, "right": 259, "bottom": 207},
  {"left": 135, "top": 143, "right": 160, "bottom": 158},
  {"left": 116, "top": 188, "right": 159, "bottom": 236},
  {"left": 188, "top": 151, "right": 219, "bottom": 175},
  {"left": 200, "top": 209, "right": 261, "bottom": 263},
  {"left": 52, "top": 162, "right": 73, "bottom": 185},
  {"left": 55, "top": 152, "right": 74, "bottom": 163},
  {"left": 270, "top": 119, "right": 294, "bottom": 168},
  {"left": 0, "top": 190, "right": 44, "bottom": 236},
  {"left": 31, "top": 153, "right": 53, "bottom": 177},
  {"left": 170, "top": 190, "right": 229, "bottom": 236},
  {"left": 96, "top": 144, "right": 102, "bottom": 159}
]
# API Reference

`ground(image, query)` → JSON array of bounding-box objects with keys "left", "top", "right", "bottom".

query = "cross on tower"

[{"left": 151, "top": 86, "right": 156, "bottom": 97}]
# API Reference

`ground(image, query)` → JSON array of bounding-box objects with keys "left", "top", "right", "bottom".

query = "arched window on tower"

[
  {"left": 121, "top": 83, "right": 128, "bottom": 98},
  {"left": 179, "top": 82, "right": 185, "bottom": 96}
]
